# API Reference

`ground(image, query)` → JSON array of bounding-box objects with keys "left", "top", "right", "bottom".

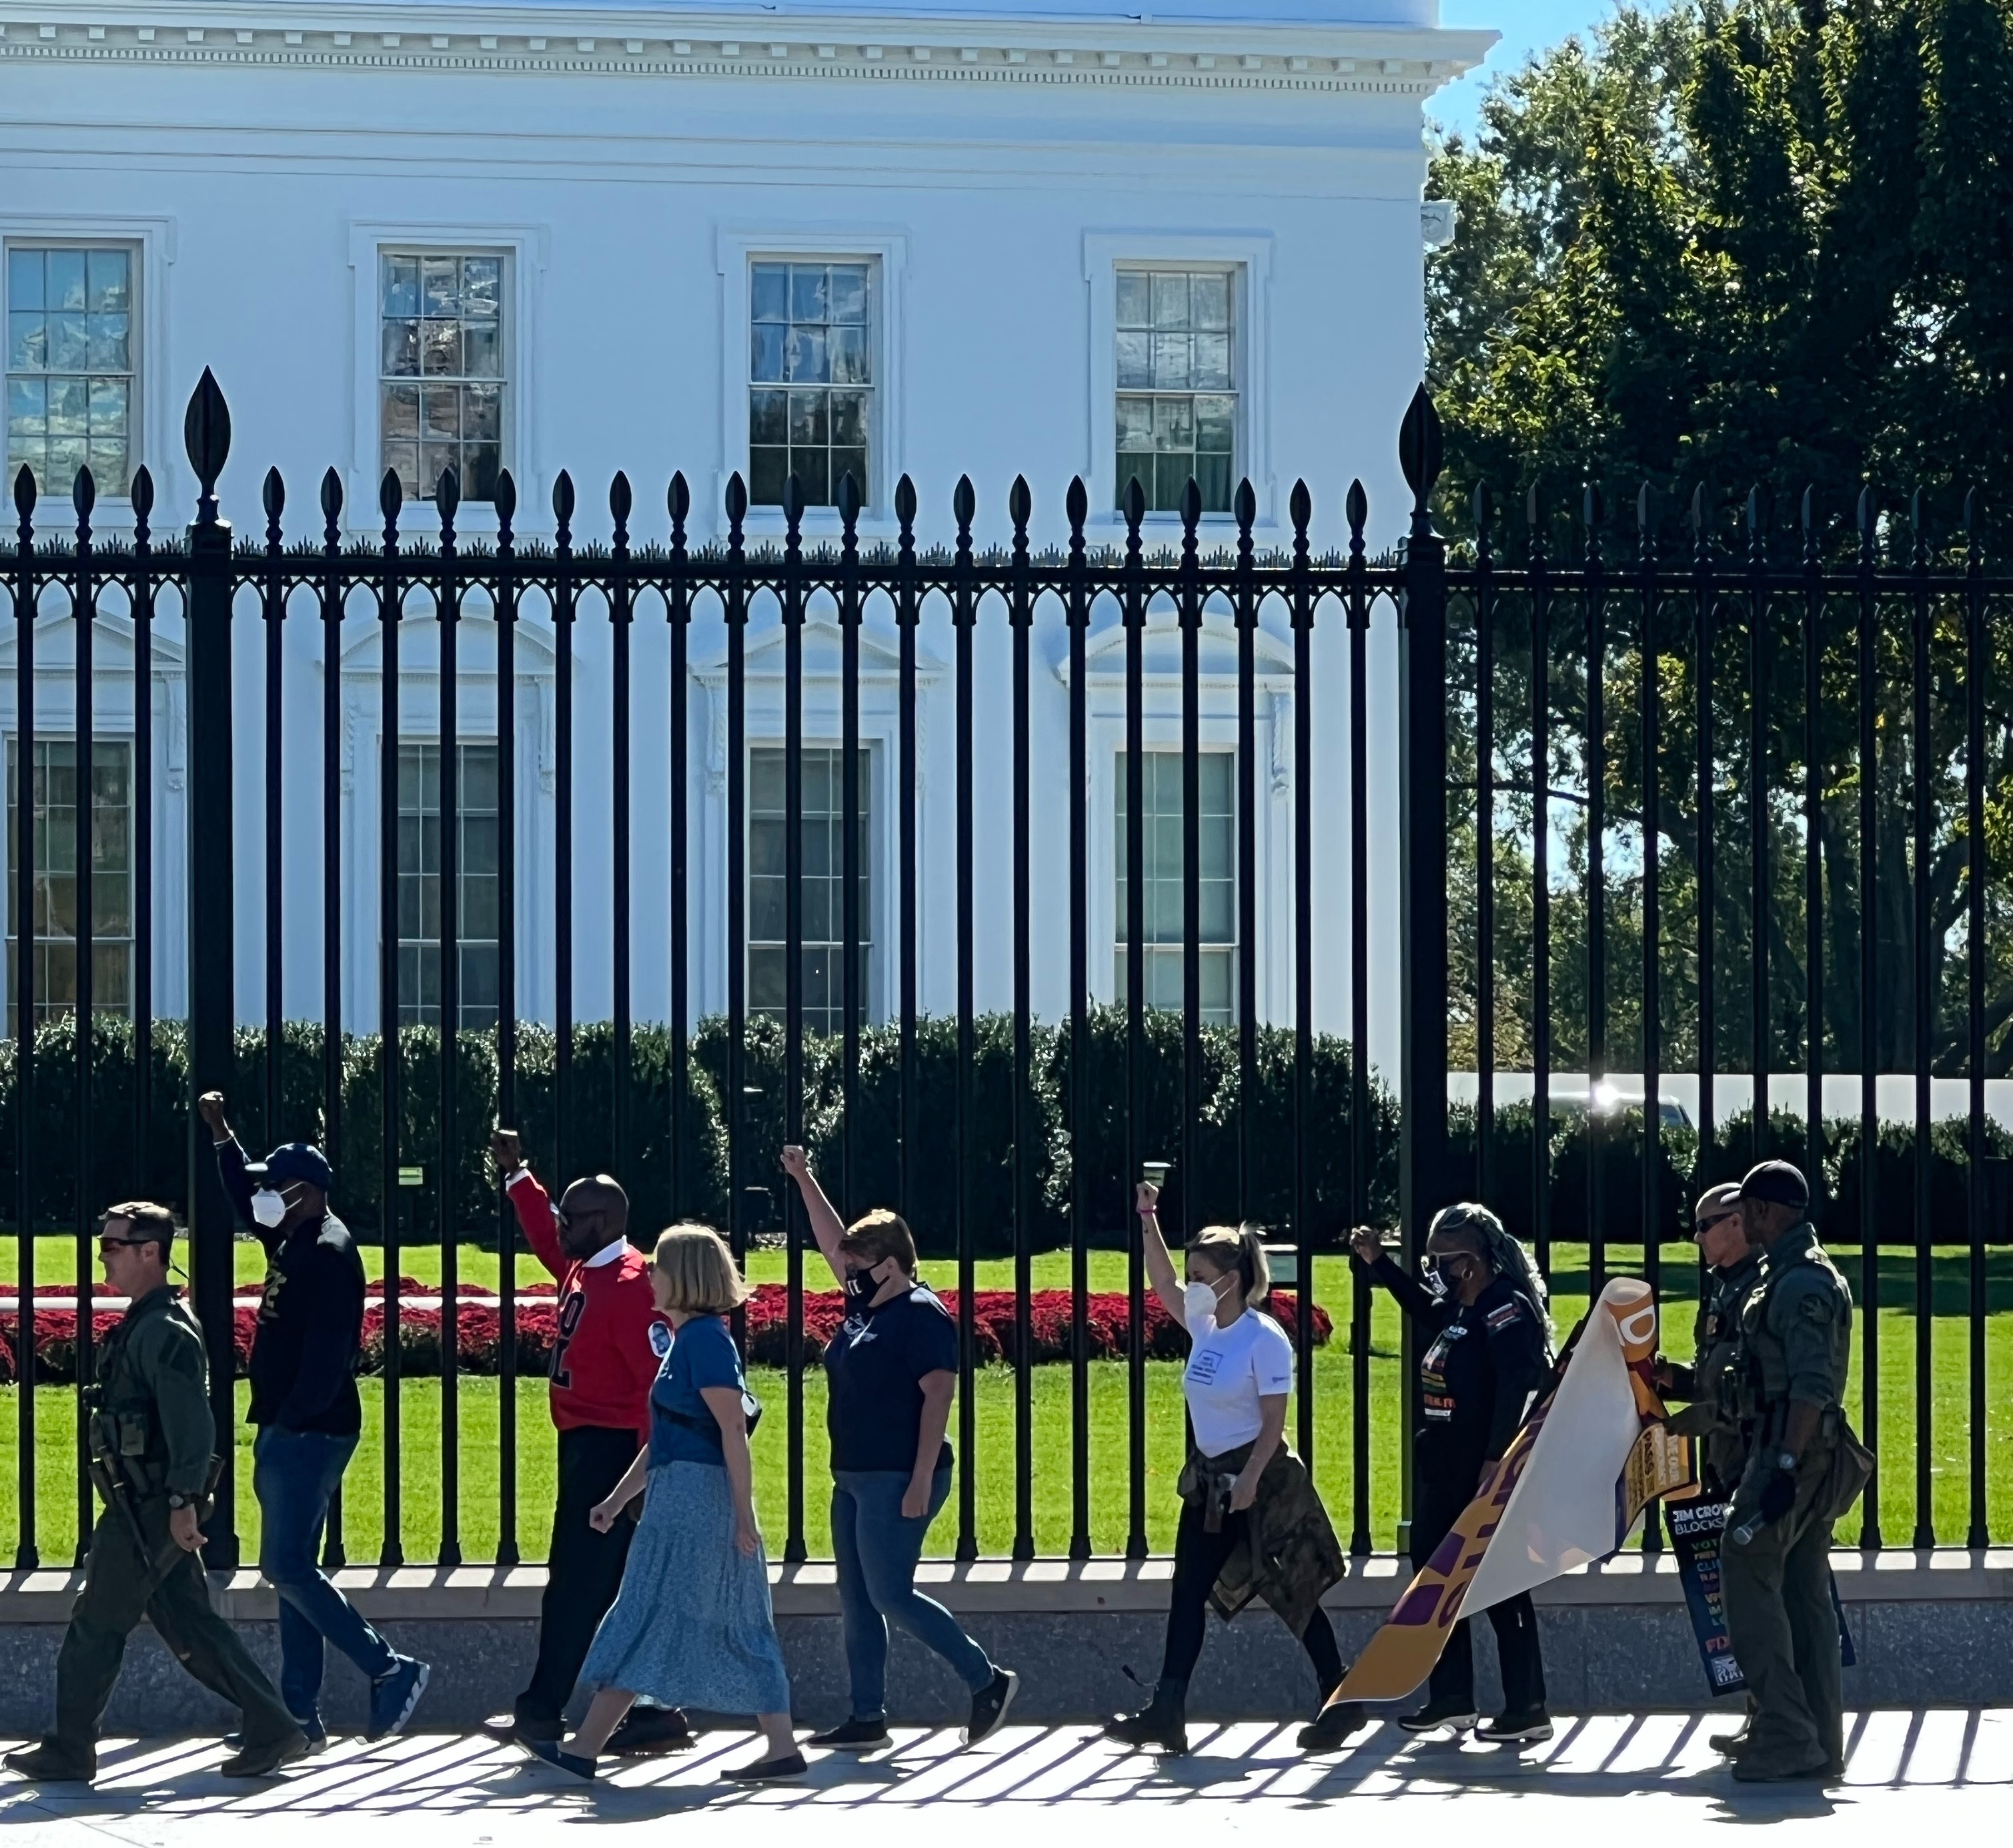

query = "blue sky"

[{"left": 1432, "top": 0, "right": 1627, "bottom": 139}]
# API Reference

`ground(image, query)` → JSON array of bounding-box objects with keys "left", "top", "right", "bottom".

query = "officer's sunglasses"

[{"left": 1693, "top": 1210, "right": 1740, "bottom": 1240}]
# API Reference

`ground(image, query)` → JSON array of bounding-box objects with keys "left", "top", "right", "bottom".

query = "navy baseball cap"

[
  {"left": 248, "top": 1142, "right": 333, "bottom": 1194},
  {"left": 1739, "top": 1160, "right": 1808, "bottom": 1212}
]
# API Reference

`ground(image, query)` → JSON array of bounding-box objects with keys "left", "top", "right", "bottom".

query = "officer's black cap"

[{"left": 1738, "top": 1160, "right": 1808, "bottom": 1211}]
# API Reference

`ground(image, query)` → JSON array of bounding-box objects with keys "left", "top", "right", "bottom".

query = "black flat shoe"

[
  {"left": 516, "top": 1737, "right": 597, "bottom": 1781},
  {"left": 1298, "top": 1701, "right": 1370, "bottom": 1753},
  {"left": 808, "top": 1717, "right": 892, "bottom": 1752},
  {"left": 722, "top": 1750, "right": 806, "bottom": 1783}
]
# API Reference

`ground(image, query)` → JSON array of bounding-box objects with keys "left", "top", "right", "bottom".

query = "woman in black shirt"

[
  {"left": 780, "top": 1145, "right": 1019, "bottom": 1752},
  {"left": 1353, "top": 1202, "right": 1555, "bottom": 1743}
]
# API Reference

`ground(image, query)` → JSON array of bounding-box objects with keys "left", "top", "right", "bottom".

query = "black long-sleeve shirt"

[
  {"left": 217, "top": 1136, "right": 366, "bottom": 1435},
  {"left": 1369, "top": 1254, "right": 1550, "bottom": 1480}
]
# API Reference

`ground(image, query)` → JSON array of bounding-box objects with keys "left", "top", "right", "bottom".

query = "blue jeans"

[
  {"left": 831, "top": 1466, "right": 992, "bottom": 1721},
  {"left": 254, "top": 1426, "right": 398, "bottom": 1724}
]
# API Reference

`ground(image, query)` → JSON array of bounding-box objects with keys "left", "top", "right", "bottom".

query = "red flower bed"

[{"left": 0, "top": 1285, "right": 1329, "bottom": 1381}]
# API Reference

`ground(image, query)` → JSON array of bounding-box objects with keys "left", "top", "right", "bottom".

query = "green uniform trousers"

[
  {"left": 1720, "top": 1440, "right": 1841, "bottom": 1775},
  {"left": 46, "top": 1498, "right": 297, "bottom": 1772}
]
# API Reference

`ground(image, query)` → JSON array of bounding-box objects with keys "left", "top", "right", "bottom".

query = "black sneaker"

[
  {"left": 225, "top": 1723, "right": 329, "bottom": 1755},
  {"left": 482, "top": 1714, "right": 558, "bottom": 1746},
  {"left": 606, "top": 1706, "right": 698, "bottom": 1755},
  {"left": 1397, "top": 1699, "right": 1478, "bottom": 1735},
  {"left": 220, "top": 1731, "right": 311, "bottom": 1778},
  {"left": 964, "top": 1668, "right": 1020, "bottom": 1747},
  {"left": 721, "top": 1750, "right": 807, "bottom": 1783},
  {"left": 808, "top": 1717, "right": 893, "bottom": 1753},
  {"left": 1475, "top": 1709, "right": 1554, "bottom": 1745},
  {"left": 3, "top": 1743, "right": 93, "bottom": 1783},
  {"left": 1298, "top": 1701, "right": 1371, "bottom": 1753}
]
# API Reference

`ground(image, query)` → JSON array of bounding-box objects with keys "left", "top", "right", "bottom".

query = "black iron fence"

[{"left": 2, "top": 370, "right": 2009, "bottom": 1574}]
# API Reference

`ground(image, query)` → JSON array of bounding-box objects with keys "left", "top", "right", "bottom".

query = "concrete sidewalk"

[{"left": 0, "top": 1712, "right": 2005, "bottom": 1845}]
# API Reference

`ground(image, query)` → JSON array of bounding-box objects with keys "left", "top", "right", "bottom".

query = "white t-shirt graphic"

[{"left": 1181, "top": 1308, "right": 1294, "bottom": 1458}]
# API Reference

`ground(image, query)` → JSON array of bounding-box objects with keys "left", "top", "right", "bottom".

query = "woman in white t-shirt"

[{"left": 1102, "top": 1180, "right": 1359, "bottom": 1758}]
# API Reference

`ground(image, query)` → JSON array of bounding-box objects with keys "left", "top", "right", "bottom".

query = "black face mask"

[{"left": 843, "top": 1268, "right": 876, "bottom": 1306}]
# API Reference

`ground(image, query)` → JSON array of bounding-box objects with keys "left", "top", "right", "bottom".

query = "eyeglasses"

[
  {"left": 1693, "top": 1211, "right": 1740, "bottom": 1238},
  {"left": 97, "top": 1237, "right": 152, "bottom": 1256}
]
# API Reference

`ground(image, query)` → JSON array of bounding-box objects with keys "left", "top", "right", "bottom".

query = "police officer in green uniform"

[
  {"left": 1720, "top": 1160, "right": 1854, "bottom": 1785},
  {"left": 3, "top": 1204, "right": 307, "bottom": 1784},
  {"left": 1654, "top": 1180, "right": 1764, "bottom": 1756}
]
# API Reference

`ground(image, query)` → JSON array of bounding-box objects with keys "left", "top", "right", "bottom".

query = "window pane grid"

[
  {"left": 750, "top": 262, "right": 872, "bottom": 510},
  {"left": 748, "top": 746, "right": 872, "bottom": 1035},
  {"left": 1115, "top": 267, "right": 1235, "bottom": 515},
  {"left": 396, "top": 741, "right": 501, "bottom": 1029},
  {"left": 380, "top": 252, "right": 505, "bottom": 504},
  {"left": 5, "top": 738, "right": 135, "bottom": 1031},
  {"left": 7, "top": 246, "right": 135, "bottom": 499},
  {"left": 1115, "top": 750, "right": 1236, "bottom": 1026}
]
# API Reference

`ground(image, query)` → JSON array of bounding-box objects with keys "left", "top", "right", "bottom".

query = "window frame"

[
  {"left": 0, "top": 215, "right": 174, "bottom": 518},
  {"left": 391, "top": 737, "right": 504, "bottom": 1032},
  {"left": 348, "top": 221, "right": 546, "bottom": 533},
  {"left": 1083, "top": 232, "right": 1274, "bottom": 534},
  {"left": 1113, "top": 744, "right": 1239, "bottom": 1027},
  {"left": 716, "top": 227, "right": 908, "bottom": 542}
]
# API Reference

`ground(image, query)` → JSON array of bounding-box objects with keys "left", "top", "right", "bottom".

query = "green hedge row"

[{"left": 0, "top": 1010, "right": 2000, "bottom": 1255}]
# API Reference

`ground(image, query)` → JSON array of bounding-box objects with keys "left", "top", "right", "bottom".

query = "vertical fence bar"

[
  {"left": 1528, "top": 490, "right": 1552, "bottom": 1277},
  {"left": 1065, "top": 479, "right": 1091, "bottom": 1559},
  {"left": 1748, "top": 494, "right": 1770, "bottom": 1161},
  {"left": 376, "top": 471, "right": 404, "bottom": 1568},
  {"left": 610, "top": 476, "right": 633, "bottom": 1178},
  {"left": 494, "top": 472, "right": 519, "bottom": 1566},
  {"left": 1637, "top": 488, "right": 1661, "bottom": 1554},
  {"left": 668, "top": 476, "right": 690, "bottom": 1223},
  {"left": 1009, "top": 477, "right": 1035, "bottom": 1562},
  {"left": 133, "top": 470, "right": 155, "bottom": 1278},
  {"left": 1343, "top": 480, "right": 1371, "bottom": 1554},
  {"left": 1123, "top": 479, "right": 1148, "bottom": 1561},
  {"left": 1910, "top": 496, "right": 1934, "bottom": 1549},
  {"left": 952, "top": 477, "right": 978, "bottom": 1562},
  {"left": 1235, "top": 484, "right": 1258, "bottom": 1227},
  {"left": 1692, "top": 490, "right": 1717, "bottom": 1228},
  {"left": 1964, "top": 492, "right": 1987, "bottom": 1550},
  {"left": 894, "top": 479, "right": 917, "bottom": 1223},
  {"left": 552, "top": 475, "right": 575, "bottom": 1191},
  {"left": 1802, "top": 495, "right": 1824, "bottom": 1206},
  {"left": 1855, "top": 488, "right": 1882, "bottom": 1548},
  {"left": 318, "top": 468, "right": 345, "bottom": 1567},
  {"left": 436, "top": 472, "right": 462, "bottom": 1568},
  {"left": 73, "top": 470, "right": 99, "bottom": 1560},
  {"left": 724, "top": 478, "right": 748, "bottom": 1318},
  {"left": 1585, "top": 491, "right": 1607, "bottom": 1298},
  {"left": 1474, "top": 486, "right": 1495, "bottom": 1204},
  {"left": 782, "top": 479, "right": 806, "bottom": 1566},
  {"left": 1180, "top": 484, "right": 1203, "bottom": 1254},
  {"left": 11, "top": 462, "right": 33, "bottom": 1569},
  {"left": 184, "top": 373, "right": 237, "bottom": 1568},
  {"left": 261, "top": 472, "right": 284, "bottom": 1152},
  {"left": 840, "top": 476, "right": 862, "bottom": 1226}
]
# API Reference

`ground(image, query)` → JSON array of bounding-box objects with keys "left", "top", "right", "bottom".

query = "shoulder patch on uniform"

[
  {"left": 1797, "top": 1292, "right": 1836, "bottom": 1324},
  {"left": 1485, "top": 1301, "right": 1524, "bottom": 1332},
  {"left": 649, "top": 1322, "right": 672, "bottom": 1358}
]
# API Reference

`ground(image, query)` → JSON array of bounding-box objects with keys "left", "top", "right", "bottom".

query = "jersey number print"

[{"left": 550, "top": 1290, "right": 586, "bottom": 1388}]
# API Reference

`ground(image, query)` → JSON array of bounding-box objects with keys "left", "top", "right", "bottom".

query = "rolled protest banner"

[{"left": 1321, "top": 1278, "right": 1695, "bottom": 1708}]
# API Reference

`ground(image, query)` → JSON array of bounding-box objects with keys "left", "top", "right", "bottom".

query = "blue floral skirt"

[{"left": 580, "top": 1460, "right": 792, "bottom": 1716}]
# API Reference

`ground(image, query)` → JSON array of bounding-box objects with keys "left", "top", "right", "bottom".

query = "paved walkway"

[{"left": 1, "top": 1713, "right": 2004, "bottom": 1844}]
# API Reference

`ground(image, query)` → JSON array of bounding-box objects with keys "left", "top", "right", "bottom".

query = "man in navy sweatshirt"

[{"left": 200, "top": 1092, "right": 430, "bottom": 1747}]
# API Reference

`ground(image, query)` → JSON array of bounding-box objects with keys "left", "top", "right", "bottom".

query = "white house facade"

[{"left": 2, "top": 0, "right": 1491, "bottom": 1071}]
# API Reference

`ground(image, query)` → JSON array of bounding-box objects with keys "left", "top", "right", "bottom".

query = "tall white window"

[
  {"left": 396, "top": 743, "right": 501, "bottom": 1028},
  {"left": 748, "top": 747, "right": 872, "bottom": 1034},
  {"left": 749, "top": 261, "right": 874, "bottom": 509},
  {"left": 380, "top": 252, "right": 506, "bottom": 503},
  {"left": 5, "top": 739, "right": 133, "bottom": 1031},
  {"left": 5, "top": 246, "right": 137, "bottom": 499},
  {"left": 1115, "top": 750, "right": 1235, "bottom": 1024},
  {"left": 1115, "top": 268, "right": 1235, "bottom": 514}
]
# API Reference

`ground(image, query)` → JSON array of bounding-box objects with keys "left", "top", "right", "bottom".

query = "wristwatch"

[
  {"left": 166, "top": 1491, "right": 194, "bottom": 1510},
  {"left": 1774, "top": 1450, "right": 1798, "bottom": 1472}
]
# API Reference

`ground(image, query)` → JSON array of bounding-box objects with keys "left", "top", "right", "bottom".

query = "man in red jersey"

[{"left": 481, "top": 1129, "right": 692, "bottom": 1755}]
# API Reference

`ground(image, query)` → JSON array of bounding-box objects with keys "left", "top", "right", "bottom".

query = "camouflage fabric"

[
  {"left": 1663, "top": 1250, "right": 1764, "bottom": 1494},
  {"left": 1176, "top": 1440, "right": 1346, "bottom": 1637}
]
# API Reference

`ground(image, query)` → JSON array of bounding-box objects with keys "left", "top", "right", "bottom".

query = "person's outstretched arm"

[
  {"left": 197, "top": 1092, "right": 257, "bottom": 1232},
  {"left": 1137, "top": 1182, "right": 1188, "bottom": 1324},
  {"left": 1349, "top": 1227, "right": 1446, "bottom": 1326},
  {"left": 493, "top": 1129, "right": 564, "bottom": 1280},
  {"left": 780, "top": 1145, "right": 848, "bottom": 1286}
]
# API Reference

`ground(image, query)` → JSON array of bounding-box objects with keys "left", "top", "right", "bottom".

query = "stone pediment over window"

[{"left": 1059, "top": 604, "right": 1296, "bottom": 690}]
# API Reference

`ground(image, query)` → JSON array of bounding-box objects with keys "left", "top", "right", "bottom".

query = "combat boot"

[
  {"left": 1102, "top": 1677, "right": 1188, "bottom": 1755},
  {"left": 3, "top": 1742, "right": 93, "bottom": 1783}
]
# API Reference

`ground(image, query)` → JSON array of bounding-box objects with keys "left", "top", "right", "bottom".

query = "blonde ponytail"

[{"left": 1185, "top": 1222, "right": 1271, "bottom": 1306}]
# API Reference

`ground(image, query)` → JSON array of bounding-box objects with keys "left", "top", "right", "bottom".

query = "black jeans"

[
  {"left": 1160, "top": 1490, "right": 1344, "bottom": 1697},
  {"left": 1412, "top": 1474, "right": 1547, "bottom": 1716},
  {"left": 516, "top": 1425, "right": 643, "bottom": 1727}
]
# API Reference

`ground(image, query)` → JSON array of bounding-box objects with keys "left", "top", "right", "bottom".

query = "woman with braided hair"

[{"left": 1351, "top": 1202, "right": 1555, "bottom": 1744}]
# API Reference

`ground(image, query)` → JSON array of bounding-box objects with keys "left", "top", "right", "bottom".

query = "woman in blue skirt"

[{"left": 519, "top": 1224, "right": 801, "bottom": 1783}]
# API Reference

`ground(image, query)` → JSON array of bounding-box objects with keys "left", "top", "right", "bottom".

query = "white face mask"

[
  {"left": 1183, "top": 1278, "right": 1225, "bottom": 1325},
  {"left": 249, "top": 1188, "right": 287, "bottom": 1230}
]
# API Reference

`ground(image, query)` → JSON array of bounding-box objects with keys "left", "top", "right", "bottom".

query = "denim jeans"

[
  {"left": 831, "top": 1466, "right": 992, "bottom": 1721},
  {"left": 254, "top": 1426, "right": 398, "bottom": 1724}
]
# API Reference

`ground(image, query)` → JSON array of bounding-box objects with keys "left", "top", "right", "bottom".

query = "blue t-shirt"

[
  {"left": 648, "top": 1315, "right": 745, "bottom": 1469},
  {"left": 823, "top": 1283, "right": 958, "bottom": 1474}
]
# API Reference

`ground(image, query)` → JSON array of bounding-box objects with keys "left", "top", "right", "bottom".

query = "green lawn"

[{"left": 1, "top": 1242, "right": 2006, "bottom": 1563}]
